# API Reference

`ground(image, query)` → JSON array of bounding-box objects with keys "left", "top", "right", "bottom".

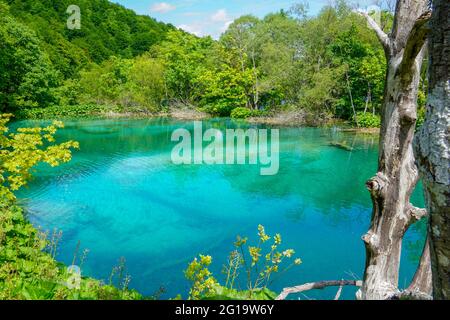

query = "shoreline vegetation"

[
  {"left": 16, "top": 104, "right": 381, "bottom": 134},
  {"left": 1, "top": 0, "right": 400, "bottom": 132}
]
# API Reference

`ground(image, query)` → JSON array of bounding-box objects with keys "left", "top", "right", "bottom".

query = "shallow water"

[{"left": 14, "top": 118, "right": 426, "bottom": 300}]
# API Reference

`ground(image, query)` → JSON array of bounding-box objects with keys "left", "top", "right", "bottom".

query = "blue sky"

[{"left": 111, "top": 0, "right": 379, "bottom": 39}]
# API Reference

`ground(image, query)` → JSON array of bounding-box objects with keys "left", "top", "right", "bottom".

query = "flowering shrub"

[{"left": 185, "top": 225, "right": 301, "bottom": 300}]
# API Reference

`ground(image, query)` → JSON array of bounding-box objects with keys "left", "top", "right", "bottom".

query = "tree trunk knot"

[
  {"left": 400, "top": 107, "right": 417, "bottom": 125},
  {"left": 362, "top": 231, "right": 379, "bottom": 252},
  {"left": 406, "top": 204, "right": 428, "bottom": 223},
  {"left": 366, "top": 173, "right": 388, "bottom": 195}
]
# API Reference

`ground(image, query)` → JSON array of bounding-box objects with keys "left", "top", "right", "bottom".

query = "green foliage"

[
  {"left": 231, "top": 107, "right": 253, "bottom": 119},
  {"left": 5, "top": 0, "right": 173, "bottom": 68},
  {"left": 2, "top": 0, "right": 395, "bottom": 122},
  {"left": 331, "top": 22, "right": 385, "bottom": 119},
  {"left": 184, "top": 255, "right": 218, "bottom": 300},
  {"left": 0, "top": 10, "right": 59, "bottom": 111},
  {"left": 185, "top": 225, "right": 301, "bottom": 300},
  {"left": 76, "top": 55, "right": 166, "bottom": 112},
  {"left": 204, "top": 287, "right": 277, "bottom": 301},
  {"left": 197, "top": 66, "right": 255, "bottom": 116},
  {"left": 127, "top": 55, "right": 166, "bottom": 111},
  {"left": 154, "top": 30, "right": 215, "bottom": 105},
  {"left": 16, "top": 105, "right": 119, "bottom": 119},
  {"left": 0, "top": 202, "right": 142, "bottom": 300},
  {"left": 354, "top": 112, "right": 381, "bottom": 128},
  {"left": 0, "top": 114, "right": 79, "bottom": 194},
  {"left": 416, "top": 106, "right": 426, "bottom": 129},
  {"left": 0, "top": 0, "right": 173, "bottom": 112}
]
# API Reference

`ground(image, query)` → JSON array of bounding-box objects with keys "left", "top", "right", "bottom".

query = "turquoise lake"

[{"left": 14, "top": 118, "right": 426, "bottom": 300}]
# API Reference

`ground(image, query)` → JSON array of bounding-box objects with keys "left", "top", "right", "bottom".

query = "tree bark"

[
  {"left": 406, "top": 236, "right": 433, "bottom": 297},
  {"left": 357, "top": 0, "right": 432, "bottom": 300},
  {"left": 414, "top": 0, "right": 450, "bottom": 300}
]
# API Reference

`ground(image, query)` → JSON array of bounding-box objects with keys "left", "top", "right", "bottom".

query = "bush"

[
  {"left": 185, "top": 225, "right": 301, "bottom": 300},
  {"left": 354, "top": 112, "right": 381, "bottom": 128},
  {"left": 199, "top": 100, "right": 238, "bottom": 117},
  {"left": 231, "top": 107, "right": 253, "bottom": 119},
  {"left": 16, "top": 105, "right": 120, "bottom": 120}
]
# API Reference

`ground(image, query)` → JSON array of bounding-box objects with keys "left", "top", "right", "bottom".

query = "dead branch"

[
  {"left": 276, "top": 280, "right": 363, "bottom": 300},
  {"left": 356, "top": 10, "right": 391, "bottom": 53}
]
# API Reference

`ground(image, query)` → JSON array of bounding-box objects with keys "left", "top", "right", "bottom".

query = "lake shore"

[
  {"left": 105, "top": 109, "right": 381, "bottom": 134},
  {"left": 17, "top": 106, "right": 380, "bottom": 134}
]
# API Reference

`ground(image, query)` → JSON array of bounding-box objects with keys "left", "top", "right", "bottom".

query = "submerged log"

[{"left": 329, "top": 142, "right": 354, "bottom": 151}]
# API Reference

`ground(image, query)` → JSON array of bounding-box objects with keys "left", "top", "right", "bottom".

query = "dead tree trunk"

[
  {"left": 414, "top": 0, "right": 450, "bottom": 300},
  {"left": 357, "top": 1, "right": 432, "bottom": 300}
]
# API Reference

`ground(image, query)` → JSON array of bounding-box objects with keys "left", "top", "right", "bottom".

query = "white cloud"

[
  {"left": 211, "top": 9, "right": 229, "bottom": 22},
  {"left": 220, "top": 20, "right": 233, "bottom": 33},
  {"left": 177, "top": 24, "right": 203, "bottom": 37},
  {"left": 151, "top": 2, "right": 176, "bottom": 13},
  {"left": 177, "top": 9, "right": 235, "bottom": 39}
]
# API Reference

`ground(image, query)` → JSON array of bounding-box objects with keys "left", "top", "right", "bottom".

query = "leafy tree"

[
  {"left": 154, "top": 30, "right": 215, "bottom": 105},
  {"left": 126, "top": 55, "right": 165, "bottom": 111},
  {"left": 197, "top": 65, "right": 255, "bottom": 116},
  {"left": 76, "top": 55, "right": 165, "bottom": 111},
  {"left": 0, "top": 7, "right": 60, "bottom": 111},
  {"left": 0, "top": 113, "right": 78, "bottom": 202}
]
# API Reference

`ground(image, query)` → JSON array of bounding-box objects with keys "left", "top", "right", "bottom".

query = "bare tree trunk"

[
  {"left": 345, "top": 70, "right": 358, "bottom": 125},
  {"left": 357, "top": 1, "right": 432, "bottom": 300},
  {"left": 251, "top": 50, "right": 259, "bottom": 110},
  {"left": 364, "top": 82, "right": 372, "bottom": 115},
  {"left": 414, "top": 0, "right": 450, "bottom": 300}
]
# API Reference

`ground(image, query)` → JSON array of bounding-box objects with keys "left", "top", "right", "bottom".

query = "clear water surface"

[{"left": 13, "top": 118, "right": 426, "bottom": 300}]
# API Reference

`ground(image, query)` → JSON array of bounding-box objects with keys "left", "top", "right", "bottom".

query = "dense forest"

[
  {"left": 0, "top": 0, "right": 172, "bottom": 109},
  {"left": 0, "top": 0, "right": 426, "bottom": 126}
]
